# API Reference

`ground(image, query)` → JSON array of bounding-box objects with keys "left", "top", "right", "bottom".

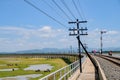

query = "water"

[
  {"left": 112, "top": 53, "right": 120, "bottom": 57},
  {"left": 0, "top": 64, "right": 53, "bottom": 71},
  {"left": 103, "top": 53, "right": 120, "bottom": 57},
  {"left": 0, "top": 74, "right": 42, "bottom": 80},
  {"left": 0, "top": 68, "right": 18, "bottom": 71},
  {"left": 24, "top": 64, "right": 53, "bottom": 71},
  {"left": 0, "top": 64, "right": 53, "bottom": 80}
]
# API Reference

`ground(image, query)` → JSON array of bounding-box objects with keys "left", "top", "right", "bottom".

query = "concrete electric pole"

[
  {"left": 100, "top": 30, "right": 106, "bottom": 54},
  {"left": 68, "top": 19, "right": 87, "bottom": 73}
]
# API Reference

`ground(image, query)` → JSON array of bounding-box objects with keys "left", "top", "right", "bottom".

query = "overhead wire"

[
  {"left": 42, "top": 0, "right": 68, "bottom": 22},
  {"left": 52, "top": 0, "right": 73, "bottom": 21},
  {"left": 77, "top": 0, "right": 87, "bottom": 27},
  {"left": 61, "top": 0, "right": 76, "bottom": 20},
  {"left": 24, "top": 0, "right": 68, "bottom": 28},
  {"left": 72, "top": 0, "right": 84, "bottom": 20},
  {"left": 77, "top": 0, "right": 87, "bottom": 21}
]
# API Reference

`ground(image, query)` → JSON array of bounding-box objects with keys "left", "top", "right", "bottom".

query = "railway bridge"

[
  {"left": 0, "top": 53, "right": 119, "bottom": 80},
  {"left": 39, "top": 54, "right": 120, "bottom": 80},
  {"left": 0, "top": 53, "right": 80, "bottom": 60}
]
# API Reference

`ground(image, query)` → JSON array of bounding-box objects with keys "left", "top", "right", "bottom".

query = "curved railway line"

[
  {"left": 94, "top": 54, "right": 120, "bottom": 80},
  {"left": 96, "top": 54, "right": 120, "bottom": 67}
]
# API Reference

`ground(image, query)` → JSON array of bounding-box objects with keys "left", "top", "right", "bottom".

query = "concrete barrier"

[{"left": 92, "top": 56, "right": 107, "bottom": 80}]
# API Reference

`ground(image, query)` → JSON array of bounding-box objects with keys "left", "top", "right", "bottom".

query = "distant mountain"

[
  {"left": 104, "top": 47, "right": 120, "bottom": 51},
  {"left": 16, "top": 49, "right": 42, "bottom": 53},
  {"left": 15, "top": 48, "right": 71, "bottom": 54},
  {"left": 0, "top": 47, "right": 120, "bottom": 54},
  {"left": 88, "top": 47, "right": 120, "bottom": 52}
]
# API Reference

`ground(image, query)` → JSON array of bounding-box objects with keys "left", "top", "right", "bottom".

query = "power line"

[
  {"left": 77, "top": 0, "right": 87, "bottom": 20},
  {"left": 24, "top": 0, "right": 68, "bottom": 28},
  {"left": 42, "top": 0, "right": 68, "bottom": 22},
  {"left": 61, "top": 0, "right": 76, "bottom": 20},
  {"left": 72, "top": 0, "right": 84, "bottom": 20},
  {"left": 52, "top": 0, "right": 73, "bottom": 21}
]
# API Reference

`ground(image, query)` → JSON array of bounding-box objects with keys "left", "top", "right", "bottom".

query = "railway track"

[
  {"left": 95, "top": 54, "right": 120, "bottom": 67},
  {"left": 94, "top": 55, "right": 120, "bottom": 80}
]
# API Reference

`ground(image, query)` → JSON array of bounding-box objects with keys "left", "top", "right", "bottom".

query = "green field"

[{"left": 0, "top": 57, "right": 71, "bottom": 80}]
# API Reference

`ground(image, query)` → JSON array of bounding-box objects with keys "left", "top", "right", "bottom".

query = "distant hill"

[
  {"left": 15, "top": 48, "right": 72, "bottom": 54},
  {"left": 0, "top": 47, "right": 120, "bottom": 54},
  {"left": 87, "top": 47, "right": 120, "bottom": 52}
]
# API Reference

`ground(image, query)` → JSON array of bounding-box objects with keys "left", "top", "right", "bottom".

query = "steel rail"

[{"left": 96, "top": 55, "right": 120, "bottom": 67}]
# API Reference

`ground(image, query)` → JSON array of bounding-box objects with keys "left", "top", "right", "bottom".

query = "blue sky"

[{"left": 0, "top": 0, "right": 120, "bottom": 52}]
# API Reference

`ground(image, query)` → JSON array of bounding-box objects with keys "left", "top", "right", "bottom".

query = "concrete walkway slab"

[
  {"left": 68, "top": 57, "right": 96, "bottom": 80},
  {"left": 77, "top": 57, "right": 96, "bottom": 80}
]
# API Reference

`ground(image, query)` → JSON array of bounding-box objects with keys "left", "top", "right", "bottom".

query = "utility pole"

[
  {"left": 100, "top": 30, "right": 106, "bottom": 54},
  {"left": 83, "top": 43, "right": 87, "bottom": 53},
  {"left": 69, "top": 19, "right": 87, "bottom": 73},
  {"left": 70, "top": 45, "right": 72, "bottom": 54},
  {"left": 84, "top": 43, "right": 87, "bottom": 50}
]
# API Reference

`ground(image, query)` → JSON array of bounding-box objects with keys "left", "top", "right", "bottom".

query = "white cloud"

[
  {"left": 0, "top": 26, "right": 120, "bottom": 52},
  {"left": 0, "top": 26, "right": 70, "bottom": 52},
  {"left": 38, "top": 26, "right": 52, "bottom": 32},
  {"left": 0, "top": 26, "right": 62, "bottom": 39},
  {"left": 86, "top": 29, "right": 120, "bottom": 49},
  {"left": 59, "top": 38, "right": 68, "bottom": 43},
  {"left": 106, "top": 30, "right": 119, "bottom": 35}
]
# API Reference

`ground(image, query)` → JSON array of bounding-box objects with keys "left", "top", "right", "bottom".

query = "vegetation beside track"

[{"left": 0, "top": 56, "right": 76, "bottom": 80}]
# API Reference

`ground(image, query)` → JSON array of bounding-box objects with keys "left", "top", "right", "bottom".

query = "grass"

[{"left": 0, "top": 57, "right": 70, "bottom": 80}]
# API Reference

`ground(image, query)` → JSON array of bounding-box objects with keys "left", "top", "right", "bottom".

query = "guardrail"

[{"left": 40, "top": 60, "right": 79, "bottom": 80}]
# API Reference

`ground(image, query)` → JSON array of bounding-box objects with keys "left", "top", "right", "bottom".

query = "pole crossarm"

[
  {"left": 68, "top": 21, "right": 87, "bottom": 24},
  {"left": 69, "top": 27, "right": 88, "bottom": 31},
  {"left": 69, "top": 33, "right": 88, "bottom": 36}
]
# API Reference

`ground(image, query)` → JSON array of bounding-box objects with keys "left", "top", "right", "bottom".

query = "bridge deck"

[
  {"left": 69, "top": 57, "right": 97, "bottom": 80},
  {"left": 77, "top": 57, "right": 96, "bottom": 80}
]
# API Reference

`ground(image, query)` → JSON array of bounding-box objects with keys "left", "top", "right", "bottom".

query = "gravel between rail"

[{"left": 95, "top": 56, "right": 120, "bottom": 80}]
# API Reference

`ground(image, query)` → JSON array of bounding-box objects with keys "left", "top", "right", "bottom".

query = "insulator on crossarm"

[{"left": 69, "top": 28, "right": 71, "bottom": 31}]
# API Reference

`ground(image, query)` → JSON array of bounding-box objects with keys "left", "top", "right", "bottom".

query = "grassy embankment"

[{"left": 0, "top": 56, "right": 75, "bottom": 80}]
